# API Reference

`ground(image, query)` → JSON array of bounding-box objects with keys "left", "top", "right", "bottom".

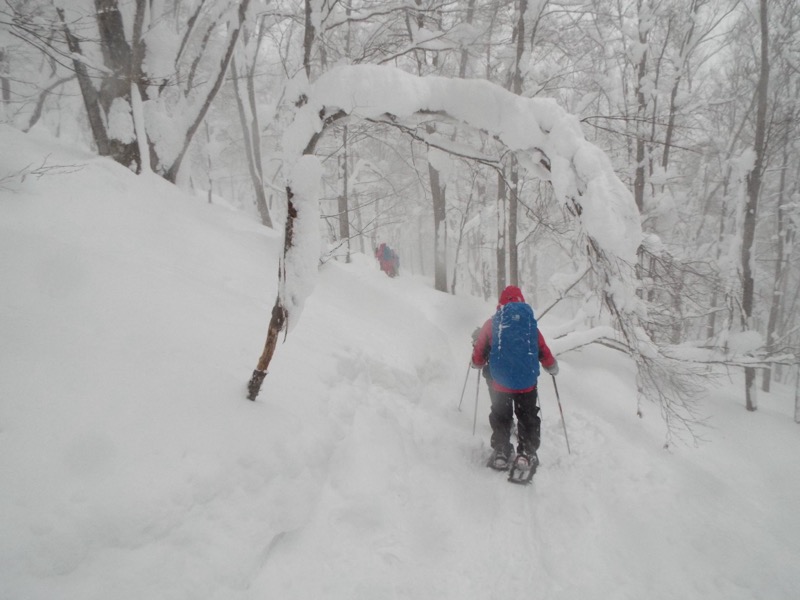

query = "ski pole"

[
  {"left": 457, "top": 363, "right": 471, "bottom": 411},
  {"left": 552, "top": 375, "right": 571, "bottom": 454},
  {"left": 472, "top": 369, "right": 480, "bottom": 436}
]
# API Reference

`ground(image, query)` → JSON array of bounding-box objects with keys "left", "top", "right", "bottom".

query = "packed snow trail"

[
  {"left": 246, "top": 262, "right": 800, "bottom": 600},
  {"left": 1, "top": 127, "right": 799, "bottom": 600}
]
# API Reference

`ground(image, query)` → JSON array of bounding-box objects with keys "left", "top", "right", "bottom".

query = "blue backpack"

[{"left": 489, "top": 302, "right": 539, "bottom": 390}]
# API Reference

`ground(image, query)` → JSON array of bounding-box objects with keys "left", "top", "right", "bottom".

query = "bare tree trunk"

[
  {"left": 742, "top": 0, "right": 770, "bottom": 412},
  {"left": 762, "top": 129, "right": 790, "bottom": 392},
  {"left": 56, "top": 8, "right": 111, "bottom": 157},
  {"left": 506, "top": 0, "right": 526, "bottom": 288},
  {"left": 509, "top": 159, "right": 520, "bottom": 287},
  {"left": 94, "top": 0, "right": 132, "bottom": 107},
  {"left": 458, "top": 0, "right": 476, "bottom": 78},
  {"left": 451, "top": 0, "right": 476, "bottom": 294},
  {"left": 247, "top": 290, "right": 288, "bottom": 400},
  {"left": 338, "top": 126, "right": 351, "bottom": 262},
  {"left": 165, "top": 0, "right": 250, "bottom": 182},
  {"left": 706, "top": 95, "right": 757, "bottom": 340},
  {"left": 243, "top": 18, "right": 272, "bottom": 227},
  {"left": 93, "top": 0, "right": 140, "bottom": 170},
  {"left": 450, "top": 186, "right": 476, "bottom": 294},
  {"left": 496, "top": 169, "right": 507, "bottom": 295},
  {"left": 661, "top": 1, "right": 699, "bottom": 174},
  {"left": 418, "top": 213, "right": 425, "bottom": 276},
  {"left": 231, "top": 56, "right": 272, "bottom": 227},
  {"left": 430, "top": 159, "right": 448, "bottom": 291},
  {"left": 303, "top": 0, "right": 315, "bottom": 78},
  {"left": 409, "top": 0, "right": 448, "bottom": 292},
  {"left": 129, "top": 0, "right": 153, "bottom": 173},
  {"left": 633, "top": 0, "right": 649, "bottom": 214},
  {"left": 354, "top": 190, "right": 365, "bottom": 255},
  {"left": 0, "top": 50, "right": 10, "bottom": 110},
  {"left": 795, "top": 364, "right": 800, "bottom": 424},
  {"left": 337, "top": 6, "right": 352, "bottom": 261},
  {"left": 204, "top": 121, "right": 213, "bottom": 203}
]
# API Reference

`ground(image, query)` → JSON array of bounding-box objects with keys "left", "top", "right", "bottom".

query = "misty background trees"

[{"left": 2, "top": 0, "right": 798, "bottom": 423}]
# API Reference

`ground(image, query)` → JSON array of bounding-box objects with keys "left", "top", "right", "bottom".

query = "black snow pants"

[{"left": 489, "top": 387, "right": 541, "bottom": 456}]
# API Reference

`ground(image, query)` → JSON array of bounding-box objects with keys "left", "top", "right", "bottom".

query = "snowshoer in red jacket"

[
  {"left": 471, "top": 285, "right": 558, "bottom": 472},
  {"left": 375, "top": 243, "right": 399, "bottom": 277}
]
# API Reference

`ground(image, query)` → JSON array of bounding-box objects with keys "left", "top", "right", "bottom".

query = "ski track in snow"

[{"left": 1, "top": 127, "right": 799, "bottom": 600}]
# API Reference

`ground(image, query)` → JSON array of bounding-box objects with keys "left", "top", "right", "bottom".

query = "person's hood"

[{"left": 498, "top": 285, "right": 525, "bottom": 306}]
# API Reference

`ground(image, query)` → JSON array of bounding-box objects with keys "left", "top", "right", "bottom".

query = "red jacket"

[{"left": 471, "top": 286, "right": 556, "bottom": 393}]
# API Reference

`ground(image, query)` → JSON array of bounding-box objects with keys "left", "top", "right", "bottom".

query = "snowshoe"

[
  {"left": 508, "top": 452, "right": 538, "bottom": 485},
  {"left": 486, "top": 447, "right": 513, "bottom": 471}
]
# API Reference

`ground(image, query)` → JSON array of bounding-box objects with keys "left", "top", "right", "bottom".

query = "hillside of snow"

[{"left": 1, "top": 126, "right": 799, "bottom": 600}]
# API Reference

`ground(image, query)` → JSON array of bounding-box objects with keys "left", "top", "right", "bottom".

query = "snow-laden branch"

[
  {"left": 365, "top": 114, "right": 502, "bottom": 168},
  {"left": 249, "top": 64, "right": 643, "bottom": 401},
  {"left": 376, "top": 30, "right": 464, "bottom": 65},
  {"left": 549, "top": 326, "right": 624, "bottom": 355},
  {"left": 537, "top": 267, "right": 592, "bottom": 320},
  {"left": 659, "top": 346, "right": 797, "bottom": 369},
  {"left": 285, "top": 64, "right": 641, "bottom": 263},
  {"left": 278, "top": 65, "right": 645, "bottom": 326}
]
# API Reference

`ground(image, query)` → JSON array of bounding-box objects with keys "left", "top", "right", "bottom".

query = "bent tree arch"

[{"left": 247, "top": 64, "right": 643, "bottom": 401}]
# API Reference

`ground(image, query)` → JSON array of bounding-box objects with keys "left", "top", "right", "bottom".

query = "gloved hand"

[
  {"left": 544, "top": 360, "right": 559, "bottom": 376},
  {"left": 471, "top": 327, "right": 482, "bottom": 345},
  {"left": 470, "top": 361, "right": 483, "bottom": 369}
]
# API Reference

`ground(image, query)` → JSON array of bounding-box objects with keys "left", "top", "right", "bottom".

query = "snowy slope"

[{"left": 1, "top": 127, "right": 799, "bottom": 600}]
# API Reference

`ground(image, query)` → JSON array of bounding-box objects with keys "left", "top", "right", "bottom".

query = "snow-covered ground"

[{"left": 2, "top": 126, "right": 799, "bottom": 600}]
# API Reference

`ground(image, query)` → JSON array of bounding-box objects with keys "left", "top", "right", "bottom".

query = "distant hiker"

[
  {"left": 471, "top": 285, "right": 558, "bottom": 473},
  {"left": 375, "top": 243, "right": 400, "bottom": 277}
]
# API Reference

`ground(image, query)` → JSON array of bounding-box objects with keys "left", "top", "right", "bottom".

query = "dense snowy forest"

[
  {"left": 2, "top": 1, "right": 799, "bottom": 426},
  {"left": 2, "top": 2, "right": 800, "bottom": 598}
]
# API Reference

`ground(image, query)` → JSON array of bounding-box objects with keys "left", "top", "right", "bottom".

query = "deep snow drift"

[{"left": 1, "top": 127, "right": 799, "bottom": 600}]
